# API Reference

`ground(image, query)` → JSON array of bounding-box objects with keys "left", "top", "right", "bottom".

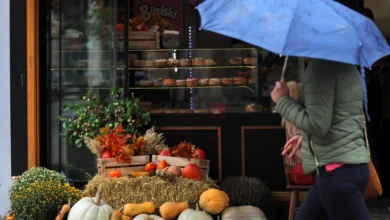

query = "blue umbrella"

[
  {"left": 197, "top": 0, "right": 390, "bottom": 68},
  {"left": 197, "top": 0, "right": 390, "bottom": 120}
]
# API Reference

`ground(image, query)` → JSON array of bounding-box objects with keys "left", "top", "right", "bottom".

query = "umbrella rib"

[{"left": 279, "top": 2, "right": 300, "bottom": 56}]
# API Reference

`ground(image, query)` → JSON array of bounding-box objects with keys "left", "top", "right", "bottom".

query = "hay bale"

[{"left": 84, "top": 175, "right": 217, "bottom": 209}]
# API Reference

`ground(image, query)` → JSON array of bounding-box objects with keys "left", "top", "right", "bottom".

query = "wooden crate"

[
  {"left": 152, "top": 155, "right": 210, "bottom": 179},
  {"left": 117, "top": 31, "right": 160, "bottom": 49},
  {"left": 97, "top": 156, "right": 150, "bottom": 177}
]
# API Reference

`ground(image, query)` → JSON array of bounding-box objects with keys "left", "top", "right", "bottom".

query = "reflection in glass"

[{"left": 48, "top": 0, "right": 117, "bottom": 182}]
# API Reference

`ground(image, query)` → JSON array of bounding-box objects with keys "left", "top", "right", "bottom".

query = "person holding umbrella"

[{"left": 271, "top": 59, "right": 371, "bottom": 219}]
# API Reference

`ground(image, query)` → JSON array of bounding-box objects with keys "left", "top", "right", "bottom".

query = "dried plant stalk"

[
  {"left": 84, "top": 137, "right": 103, "bottom": 157},
  {"left": 143, "top": 127, "right": 166, "bottom": 154}
]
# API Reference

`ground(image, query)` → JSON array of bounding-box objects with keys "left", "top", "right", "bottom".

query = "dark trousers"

[{"left": 295, "top": 164, "right": 370, "bottom": 220}]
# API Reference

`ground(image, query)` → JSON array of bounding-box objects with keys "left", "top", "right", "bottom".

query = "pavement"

[{"left": 367, "top": 199, "right": 390, "bottom": 220}]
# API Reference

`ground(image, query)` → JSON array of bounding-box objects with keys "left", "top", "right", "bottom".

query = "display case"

[{"left": 127, "top": 48, "right": 263, "bottom": 114}]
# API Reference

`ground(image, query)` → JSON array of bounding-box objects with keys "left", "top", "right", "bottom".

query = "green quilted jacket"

[{"left": 276, "top": 59, "right": 370, "bottom": 175}]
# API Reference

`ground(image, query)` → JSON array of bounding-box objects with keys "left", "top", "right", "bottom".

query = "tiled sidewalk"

[
  {"left": 367, "top": 199, "right": 390, "bottom": 220},
  {"left": 370, "top": 208, "right": 390, "bottom": 220}
]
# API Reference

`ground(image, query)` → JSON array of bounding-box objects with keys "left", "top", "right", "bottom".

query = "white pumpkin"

[
  {"left": 134, "top": 214, "right": 165, "bottom": 220},
  {"left": 68, "top": 190, "right": 113, "bottom": 220},
  {"left": 221, "top": 206, "right": 267, "bottom": 220},
  {"left": 178, "top": 204, "right": 213, "bottom": 220}
]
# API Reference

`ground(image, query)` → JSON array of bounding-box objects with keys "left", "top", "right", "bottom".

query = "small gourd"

[
  {"left": 123, "top": 202, "right": 156, "bottom": 217},
  {"left": 68, "top": 190, "right": 113, "bottom": 220},
  {"left": 159, "top": 202, "right": 190, "bottom": 220},
  {"left": 110, "top": 208, "right": 123, "bottom": 220},
  {"left": 134, "top": 214, "right": 165, "bottom": 220},
  {"left": 5, "top": 213, "right": 15, "bottom": 220},
  {"left": 178, "top": 204, "right": 213, "bottom": 220},
  {"left": 55, "top": 199, "right": 71, "bottom": 220},
  {"left": 122, "top": 215, "right": 133, "bottom": 220},
  {"left": 129, "top": 171, "right": 150, "bottom": 177},
  {"left": 221, "top": 206, "right": 267, "bottom": 220},
  {"left": 199, "top": 189, "right": 229, "bottom": 215}
]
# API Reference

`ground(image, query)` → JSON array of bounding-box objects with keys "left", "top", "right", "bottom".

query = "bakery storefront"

[
  {"left": 40, "top": 0, "right": 294, "bottom": 188},
  {"left": 19, "top": 0, "right": 376, "bottom": 219}
]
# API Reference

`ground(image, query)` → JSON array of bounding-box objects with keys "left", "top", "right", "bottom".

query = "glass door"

[{"left": 47, "top": 0, "right": 121, "bottom": 182}]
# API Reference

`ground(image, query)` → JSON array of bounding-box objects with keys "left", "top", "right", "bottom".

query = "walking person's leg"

[
  {"left": 294, "top": 182, "right": 327, "bottom": 220},
  {"left": 316, "top": 164, "right": 371, "bottom": 220}
]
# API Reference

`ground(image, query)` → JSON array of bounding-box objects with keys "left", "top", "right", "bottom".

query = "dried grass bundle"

[
  {"left": 84, "top": 175, "right": 217, "bottom": 209},
  {"left": 143, "top": 127, "right": 167, "bottom": 154},
  {"left": 84, "top": 137, "right": 103, "bottom": 157}
]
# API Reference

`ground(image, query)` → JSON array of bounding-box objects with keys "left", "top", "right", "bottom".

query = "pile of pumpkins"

[
  {"left": 55, "top": 187, "right": 266, "bottom": 220},
  {"left": 62, "top": 188, "right": 230, "bottom": 220}
]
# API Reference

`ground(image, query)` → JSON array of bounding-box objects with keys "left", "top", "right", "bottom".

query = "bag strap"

[{"left": 362, "top": 110, "right": 371, "bottom": 157}]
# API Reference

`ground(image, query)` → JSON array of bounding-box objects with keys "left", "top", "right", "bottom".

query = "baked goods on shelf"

[
  {"left": 244, "top": 57, "right": 257, "bottom": 65},
  {"left": 180, "top": 59, "right": 190, "bottom": 66},
  {"left": 144, "top": 60, "right": 155, "bottom": 67},
  {"left": 155, "top": 59, "right": 167, "bottom": 67},
  {"left": 150, "top": 109, "right": 164, "bottom": 114},
  {"left": 176, "top": 79, "right": 186, "bottom": 86},
  {"left": 210, "top": 108, "right": 222, "bottom": 114},
  {"left": 162, "top": 78, "right": 176, "bottom": 86},
  {"left": 153, "top": 78, "right": 163, "bottom": 87},
  {"left": 140, "top": 79, "right": 153, "bottom": 86},
  {"left": 245, "top": 104, "right": 257, "bottom": 112},
  {"left": 164, "top": 109, "right": 179, "bottom": 114},
  {"left": 204, "top": 59, "right": 216, "bottom": 66},
  {"left": 199, "top": 78, "right": 210, "bottom": 86},
  {"left": 209, "top": 78, "right": 221, "bottom": 86},
  {"left": 131, "top": 60, "right": 145, "bottom": 67},
  {"left": 186, "top": 78, "right": 199, "bottom": 87},
  {"left": 194, "top": 109, "right": 209, "bottom": 113},
  {"left": 167, "top": 58, "right": 180, "bottom": 66},
  {"left": 178, "top": 109, "right": 193, "bottom": 114},
  {"left": 192, "top": 57, "right": 204, "bottom": 66},
  {"left": 229, "top": 58, "right": 242, "bottom": 65},
  {"left": 221, "top": 78, "right": 233, "bottom": 85},
  {"left": 234, "top": 77, "right": 247, "bottom": 85},
  {"left": 248, "top": 77, "right": 257, "bottom": 84}
]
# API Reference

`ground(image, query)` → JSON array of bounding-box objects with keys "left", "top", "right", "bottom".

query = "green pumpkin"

[{"left": 178, "top": 204, "right": 213, "bottom": 220}]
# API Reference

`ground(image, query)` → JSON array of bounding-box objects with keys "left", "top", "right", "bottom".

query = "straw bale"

[{"left": 84, "top": 175, "right": 217, "bottom": 209}]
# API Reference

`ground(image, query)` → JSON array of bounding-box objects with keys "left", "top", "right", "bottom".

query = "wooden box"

[
  {"left": 97, "top": 156, "right": 150, "bottom": 177},
  {"left": 117, "top": 31, "right": 160, "bottom": 49},
  {"left": 152, "top": 155, "right": 210, "bottom": 180}
]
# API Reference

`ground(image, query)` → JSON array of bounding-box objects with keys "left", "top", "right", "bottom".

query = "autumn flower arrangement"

[
  {"left": 9, "top": 167, "right": 83, "bottom": 220},
  {"left": 94, "top": 125, "right": 148, "bottom": 163},
  {"left": 60, "top": 87, "right": 167, "bottom": 163}
]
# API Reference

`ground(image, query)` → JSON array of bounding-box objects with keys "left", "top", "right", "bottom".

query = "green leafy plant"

[
  {"left": 9, "top": 167, "right": 83, "bottom": 220},
  {"left": 60, "top": 87, "right": 152, "bottom": 148}
]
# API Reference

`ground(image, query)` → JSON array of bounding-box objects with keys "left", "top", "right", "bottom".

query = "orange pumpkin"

[
  {"left": 145, "top": 163, "right": 157, "bottom": 173},
  {"left": 108, "top": 169, "right": 122, "bottom": 178},
  {"left": 182, "top": 163, "right": 202, "bottom": 180},
  {"left": 157, "top": 160, "right": 168, "bottom": 170},
  {"left": 199, "top": 189, "right": 229, "bottom": 215}
]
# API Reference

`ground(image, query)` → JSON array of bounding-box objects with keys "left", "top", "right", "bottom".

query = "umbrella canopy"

[{"left": 197, "top": 0, "right": 390, "bottom": 68}]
